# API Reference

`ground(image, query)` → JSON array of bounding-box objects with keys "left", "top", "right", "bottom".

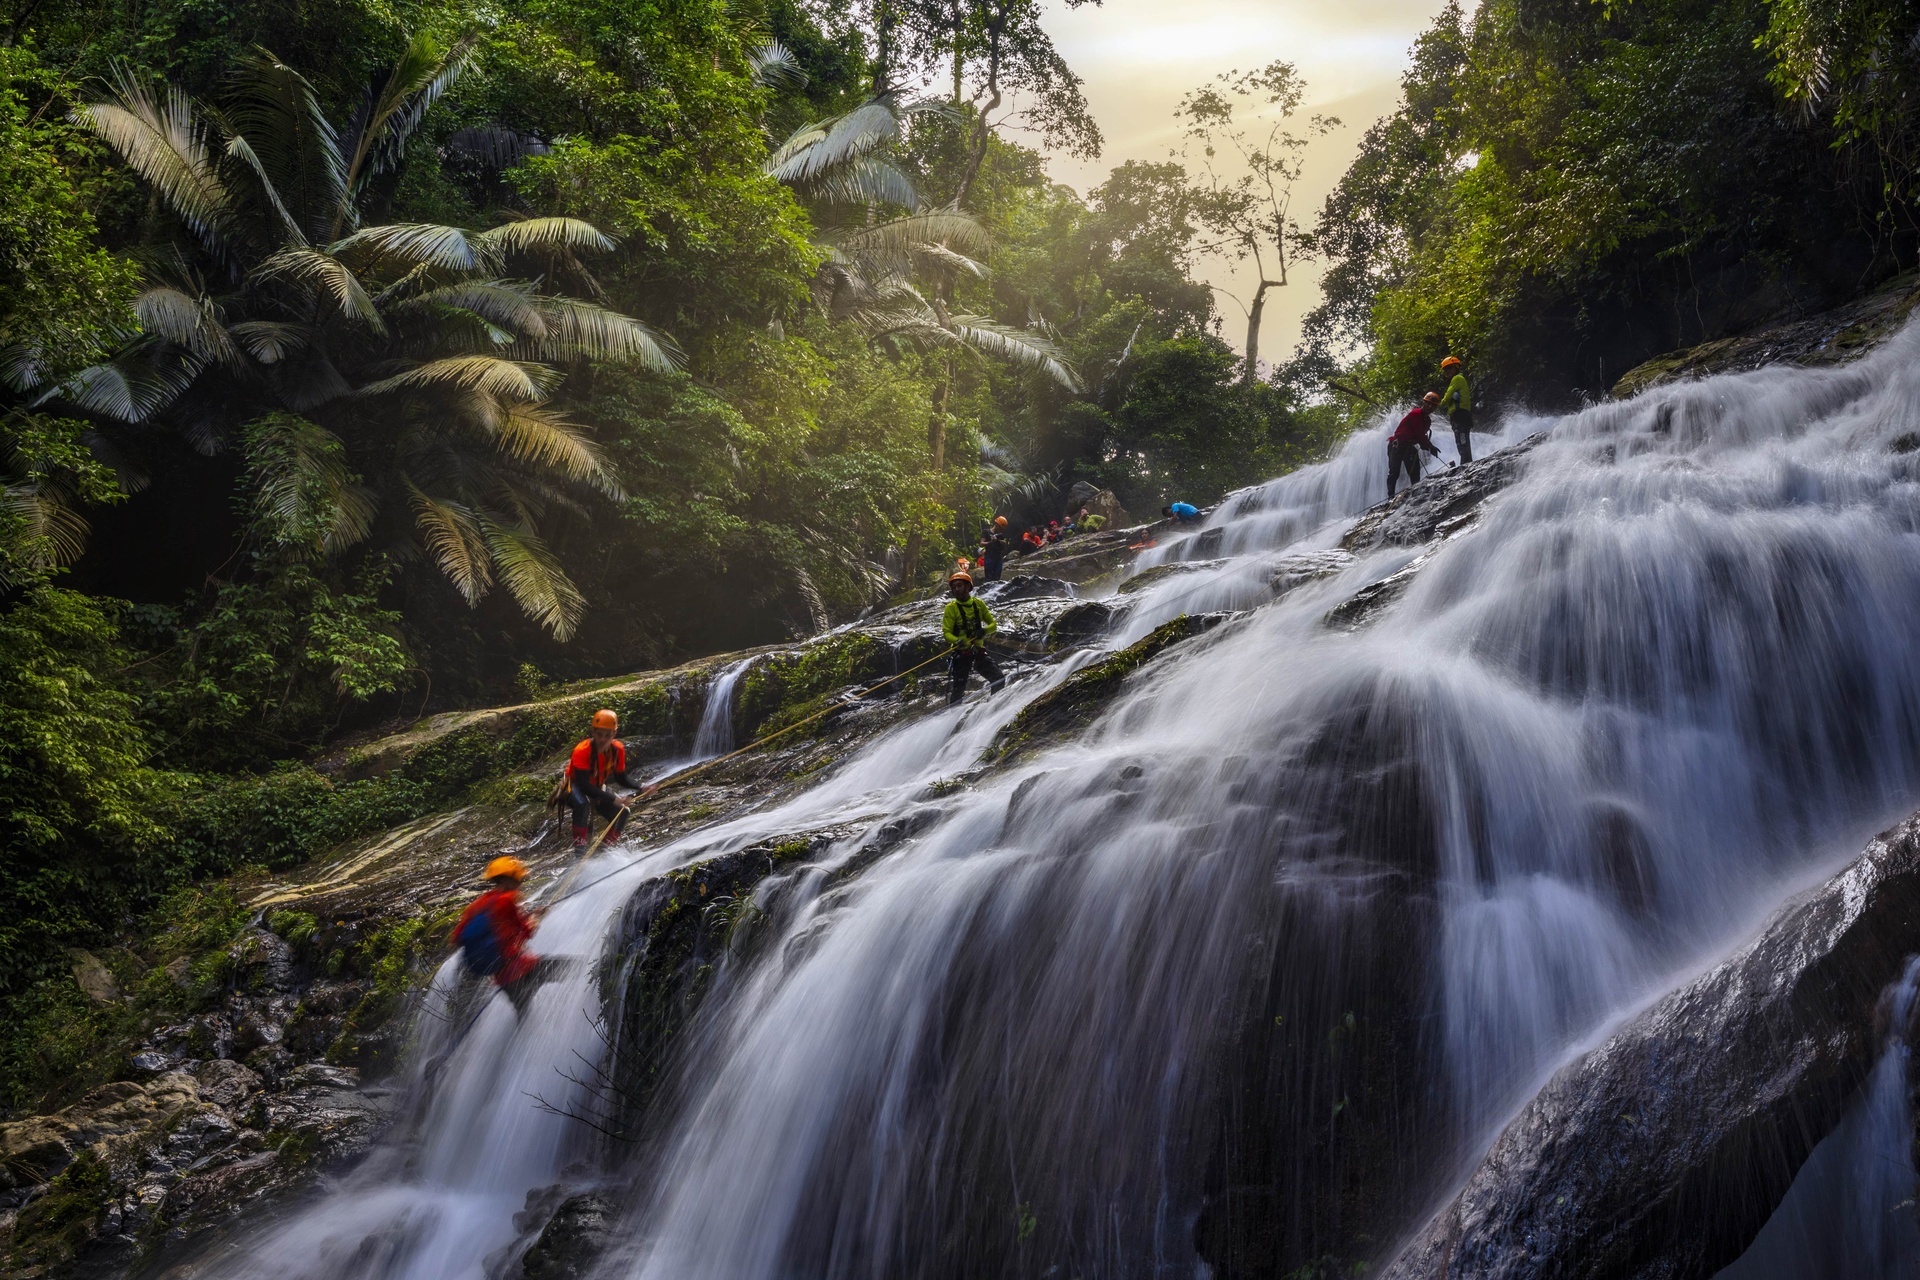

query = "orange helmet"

[
  {"left": 1440, "top": 356, "right": 1463, "bottom": 372},
  {"left": 591, "top": 709, "right": 618, "bottom": 731},
  {"left": 484, "top": 856, "right": 529, "bottom": 882},
  {"left": 1422, "top": 391, "right": 1441, "bottom": 406},
  {"left": 993, "top": 516, "right": 1008, "bottom": 527},
  {"left": 949, "top": 570, "right": 974, "bottom": 586}
]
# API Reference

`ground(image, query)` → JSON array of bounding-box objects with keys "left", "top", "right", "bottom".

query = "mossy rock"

[{"left": 991, "top": 613, "right": 1226, "bottom": 763}]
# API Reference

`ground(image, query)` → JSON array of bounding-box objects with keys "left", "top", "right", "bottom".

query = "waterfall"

[
  {"left": 200, "top": 321, "right": 1920, "bottom": 1278},
  {"left": 1714, "top": 956, "right": 1920, "bottom": 1279},
  {"left": 691, "top": 658, "right": 751, "bottom": 760}
]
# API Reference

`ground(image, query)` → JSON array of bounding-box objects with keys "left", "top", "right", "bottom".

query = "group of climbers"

[
  {"left": 1386, "top": 354, "right": 1478, "bottom": 500},
  {"left": 455, "top": 709, "right": 648, "bottom": 1016},
  {"left": 973, "top": 509, "right": 1110, "bottom": 581}
]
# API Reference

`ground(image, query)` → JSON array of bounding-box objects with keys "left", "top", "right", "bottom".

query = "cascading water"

[
  {"left": 1715, "top": 956, "right": 1920, "bottom": 1278},
  {"left": 201, "top": 322, "right": 1920, "bottom": 1278},
  {"left": 690, "top": 658, "right": 751, "bottom": 760}
]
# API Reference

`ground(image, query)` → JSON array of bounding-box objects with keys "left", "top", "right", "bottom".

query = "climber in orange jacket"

[{"left": 567, "top": 709, "right": 635, "bottom": 852}]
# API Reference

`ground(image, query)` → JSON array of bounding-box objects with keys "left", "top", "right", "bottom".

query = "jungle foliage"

[
  {"left": 0, "top": 0, "right": 1337, "bottom": 1018},
  {"left": 1296, "top": 0, "right": 1915, "bottom": 412}
]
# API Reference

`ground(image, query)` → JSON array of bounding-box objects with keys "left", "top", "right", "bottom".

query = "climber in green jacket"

[
  {"left": 942, "top": 570, "right": 1006, "bottom": 706},
  {"left": 1440, "top": 355, "right": 1476, "bottom": 464}
]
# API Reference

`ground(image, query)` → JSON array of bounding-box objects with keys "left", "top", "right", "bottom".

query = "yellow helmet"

[{"left": 484, "top": 856, "right": 529, "bottom": 882}]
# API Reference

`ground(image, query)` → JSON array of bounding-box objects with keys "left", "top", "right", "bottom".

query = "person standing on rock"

[
  {"left": 1440, "top": 355, "right": 1476, "bottom": 464},
  {"left": 567, "top": 709, "right": 632, "bottom": 853},
  {"left": 982, "top": 517, "right": 1011, "bottom": 582},
  {"left": 943, "top": 571, "right": 1006, "bottom": 706},
  {"left": 1388, "top": 393, "right": 1445, "bottom": 499}
]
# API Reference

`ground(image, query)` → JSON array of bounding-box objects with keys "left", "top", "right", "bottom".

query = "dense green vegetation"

[
  {"left": 0, "top": 0, "right": 1340, "bottom": 1060},
  {"left": 1296, "top": 0, "right": 1913, "bottom": 410},
  {"left": 5, "top": 0, "right": 1920, "bottom": 1112}
]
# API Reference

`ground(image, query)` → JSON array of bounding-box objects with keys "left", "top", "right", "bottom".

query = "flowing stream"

[{"left": 205, "top": 323, "right": 1920, "bottom": 1277}]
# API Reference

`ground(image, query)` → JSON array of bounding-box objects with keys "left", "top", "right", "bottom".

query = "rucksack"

[{"left": 456, "top": 904, "right": 504, "bottom": 978}]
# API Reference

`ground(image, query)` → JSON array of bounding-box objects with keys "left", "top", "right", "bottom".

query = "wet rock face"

[
  {"left": 1385, "top": 814, "right": 1920, "bottom": 1280},
  {"left": 520, "top": 1192, "right": 616, "bottom": 1279},
  {"left": 0, "top": 1060, "right": 390, "bottom": 1277},
  {"left": 1341, "top": 434, "right": 1546, "bottom": 555}
]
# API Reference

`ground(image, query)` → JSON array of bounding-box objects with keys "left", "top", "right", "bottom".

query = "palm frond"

[
  {"left": 224, "top": 48, "right": 347, "bottom": 241},
  {"left": 473, "top": 217, "right": 617, "bottom": 260},
  {"left": 0, "top": 484, "right": 90, "bottom": 581},
  {"left": 72, "top": 66, "right": 233, "bottom": 258},
  {"left": 492, "top": 403, "right": 622, "bottom": 496},
  {"left": 387, "top": 280, "right": 544, "bottom": 334},
  {"left": 43, "top": 351, "right": 202, "bottom": 423},
  {"left": 810, "top": 154, "right": 919, "bottom": 208},
  {"left": 520, "top": 297, "right": 679, "bottom": 369},
  {"left": 255, "top": 248, "right": 385, "bottom": 329},
  {"left": 244, "top": 411, "right": 376, "bottom": 552},
  {"left": 229, "top": 319, "right": 311, "bottom": 363},
  {"left": 332, "top": 222, "right": 478, "bottom": 272},
  {"left": 407, "top": 482, "right": 491, "bottom": 604},
  {"left": 0, "top": 344, "right": 46, "bottom": 392},
  {"left": 913, "top": 241, "right": 990, "bottom": 278},
  {"left": 340, "top": 34, "right": 475, "bottom": 221},
  {"left": 479, "top": 515, "right": 585, "bottom": 640},
  {"left": 134, "top": 285, "right": 241, "bottom": 365},
  {"left": 749, "top": 39, "right": 808, "bottom": 90},
  {"left": 766, "top": 98, "right": 903, "bottom": 185},
  {"left": 219, "top": 127, "right": 307, "bottom": 248},
  {"left": 359, "top": 355, "right": 556, "bottom": 402},
  {"left": 827, "top": 209, "right": 989, "bottom": 278},
  {"left": 946, "top": 315, "right": 1082, "bottom": 390}
]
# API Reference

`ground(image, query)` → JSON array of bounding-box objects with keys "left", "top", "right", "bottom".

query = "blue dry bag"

[{"left": 456, "top": 907, "right": 503, "bottom": 978}]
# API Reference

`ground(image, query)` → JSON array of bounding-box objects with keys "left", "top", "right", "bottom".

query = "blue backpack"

[{"left": 456, "top": 904, "right": 504, "bottom": 978}]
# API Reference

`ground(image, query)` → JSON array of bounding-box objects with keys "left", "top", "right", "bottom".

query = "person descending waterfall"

[
  {"left": 943, "top": 570, "right": 1005, "bottom": 706},
  {"left": 1440, "top": 355, "right": 1476, "bottom": 464},
  {"left": 450, "top": 857, "right": 566, "bottom": 1017},
  {"left": 1388, "top": 392, "right": 1445, "bottom": 499},
  {"left": 567, "top": 710, "right": 632, "bottom": 852}
]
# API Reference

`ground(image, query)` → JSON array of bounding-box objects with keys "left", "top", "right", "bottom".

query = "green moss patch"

[{"left": 991, "top": 614, "right": 1223, "bottom": 763}]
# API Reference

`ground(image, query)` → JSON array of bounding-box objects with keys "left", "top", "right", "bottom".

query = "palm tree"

[
  {"left": 47, "top": 39, "right": 674, "bottom": 639},
  {"left": 767, "top": 95, "right": 1080, "bottom": 410}
]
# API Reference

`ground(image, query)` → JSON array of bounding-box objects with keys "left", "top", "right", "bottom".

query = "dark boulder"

[
  {"left": 1384, "top": 813, "right": 1920, "bottom": 1280},
  {"left": 1342, "top": 434, "right": 1546, "bottom": 555},
  {"left": 521, "top": 1193, "right": 616, "bottom": 1280}
]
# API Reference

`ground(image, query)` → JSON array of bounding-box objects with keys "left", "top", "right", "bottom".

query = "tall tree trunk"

[
  {"left": 930, "top": 360, "right": 951, "bottom": 471},
  {"left": 1243, "top": 279, "right": 1272, "bottom": 385},
  {"left": 900, "top": 357, "right": 956, "bottom": 586}
]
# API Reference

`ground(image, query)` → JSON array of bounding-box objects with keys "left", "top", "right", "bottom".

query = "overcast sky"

[{"left": 1036, "top": 0, "right": 1453, "bottom": 364}]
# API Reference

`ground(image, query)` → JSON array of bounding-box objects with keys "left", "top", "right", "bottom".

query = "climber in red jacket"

[{"left": 1388, "top": 392, "right": 1445, "bottom": 499}]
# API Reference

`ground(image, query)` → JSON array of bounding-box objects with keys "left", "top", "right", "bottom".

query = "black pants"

[
  {"left": 948, "top": 649, "right": 1006, "bottom": 704},
  {"left": 502, "top": 955, "right": 576, "bottom": 1017},
  {"left": 1387, "top": 440, "right": 1424, "bottom": 498},
  {"left": 983, "top": 556, "right": 1004, "bottom": 582},
  {"left": 570, "top": 778, "right": 625, "bottom": 839},
  {"left": 1450, "top": 409, "right": 1476, "bottom": 464}
]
